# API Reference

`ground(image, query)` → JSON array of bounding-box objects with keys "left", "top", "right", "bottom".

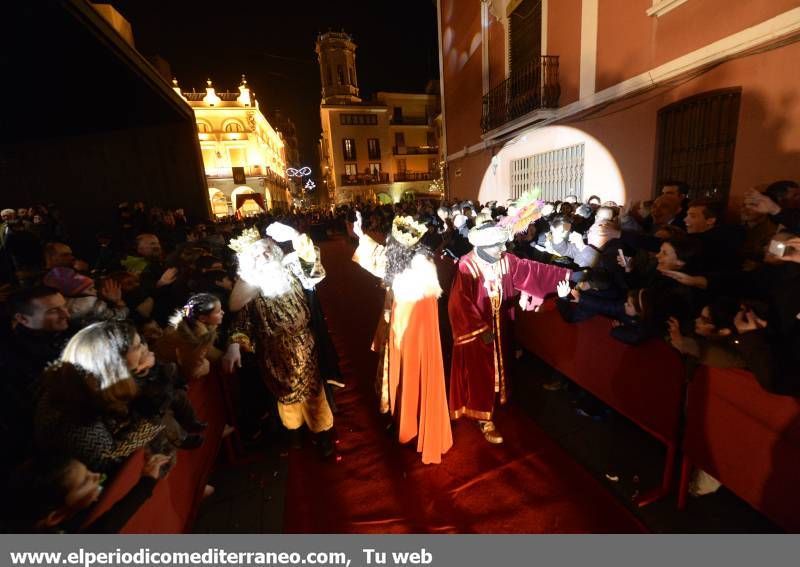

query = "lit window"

[
  {"left": 342, "top": 138, "right": 356, "bottom": 161},
  {"left": 224, "top": 122, "right": 244, "bottom": 133}
]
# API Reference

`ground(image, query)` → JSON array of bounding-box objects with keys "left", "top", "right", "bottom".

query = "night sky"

[{"left": 109, "top": 0, "right": 440, "bottom": 171}]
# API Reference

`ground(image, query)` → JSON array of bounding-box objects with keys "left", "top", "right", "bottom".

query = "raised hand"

[
  {"left": 658, "top": 269, "right": 707, "bottom": 289},
  {"left": 734, "top": 308, "right": 768, "bottom": 334},
  {"left": 556, "top": 279, "right": 571, "bottom": 299},
  {"left": 100, "top": 279, "right": 123, "bottom": 306},
  {"left": 775, "top": 237, "right": 800, "bottom": 264},
  {"left": 157, "top": 267, "right": 178, "bottom": 288},
  {"left": 222, "top": 343, "right": 242, "bottom": 374},
  {"left": 743, "top": 188, "right": 781, "bottom": 215},
  {"left": 142, "top": 453, "right": 172, "bottom": 479},
  {"left": 353, "top": 210, "right": 364, "bottom": 238},
  {"left": 667, "top": 316, "right": 685, "bottom": 352}
]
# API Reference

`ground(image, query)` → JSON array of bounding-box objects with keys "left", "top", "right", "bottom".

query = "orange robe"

[{"left": 354, "top": 235, "right": 453, "bottom": 464}]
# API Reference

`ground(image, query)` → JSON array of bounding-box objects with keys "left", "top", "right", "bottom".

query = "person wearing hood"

[{"left": 448, "top": 193, "right": 571, "bottom": 444}]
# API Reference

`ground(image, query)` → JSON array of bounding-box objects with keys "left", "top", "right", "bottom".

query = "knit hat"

[{"left": 43, "top": 267, "right": 95, "bottom": 297}]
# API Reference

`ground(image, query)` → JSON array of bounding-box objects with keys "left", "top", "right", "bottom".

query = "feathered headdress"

[
  {"left": 391, "top": 216, "right": 428, "bottom": 247},
  {"left": 228, "top": 227, "right": 262, "bottom": 254},
  {"left": 497, "top": 189, "right": 543, "bottom": 236}
]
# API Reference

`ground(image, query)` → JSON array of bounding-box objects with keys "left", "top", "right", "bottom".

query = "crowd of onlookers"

[
  {"left": 0, "top": 179, "right": 797, "bottom": 531},
  {"left": 0, "top": 202, "right": 341, "bottom": 532}
]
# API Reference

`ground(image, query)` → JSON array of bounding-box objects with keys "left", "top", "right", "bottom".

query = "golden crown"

[
  {"left": 228, "top": 227, "right": 262, "bottom": 254},
  {"left": 391, "top": 215, "right": 428, "bottom": 247}
]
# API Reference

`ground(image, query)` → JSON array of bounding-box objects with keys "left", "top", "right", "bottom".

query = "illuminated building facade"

[
  {"left": 176, "top": 76, "right": 292, "bottom": 216},
  {"left": 317, "top": 31, "right": 444, "bottom": 204},
  {"left": 438, "top": 0, "right": 800, "bottom": 208}
]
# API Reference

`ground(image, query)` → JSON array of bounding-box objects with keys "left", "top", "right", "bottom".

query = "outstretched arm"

[
  {"left": 508, "top": 254, "right": 571, "bottom": 311},
  {"left": 351, "top": 211, "right": 387, "bottom": 279}
]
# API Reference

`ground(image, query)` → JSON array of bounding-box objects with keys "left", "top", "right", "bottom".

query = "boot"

[
  {"left": 478, "top": 420, "right": 503, "bottom": 444},
  {"left": 315, "top": 429, "right": 335, "bottom": 458},
  {"left": 288, "top": 428, "right": 303, "bottom": 450}
]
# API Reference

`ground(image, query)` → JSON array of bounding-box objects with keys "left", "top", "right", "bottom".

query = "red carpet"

[{"left": 284, "top": 237, "right": 646, "bottom": 533}]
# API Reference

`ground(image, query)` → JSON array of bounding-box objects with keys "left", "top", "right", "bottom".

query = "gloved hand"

[{"left": 265, "top": 222, "right": 300, "bottom": 243}]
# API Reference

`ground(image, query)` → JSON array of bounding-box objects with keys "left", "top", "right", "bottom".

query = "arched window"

[
  {"left": 208, "top": 188, "right": 229, "bottom": 217},
  {"left": 224, "top": 121, "right": 244, "bottom": 133},
  {"left": 196, "top": 122, "right": 210, "bottom": 133}
]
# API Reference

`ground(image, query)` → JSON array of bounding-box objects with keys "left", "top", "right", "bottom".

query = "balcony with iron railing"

[
  {"left": 394, "top": 171, "right": 438, "bottom": 182},
  {"left": 205, "top": 166, "right": 288, "bottom": 189},
  {"left": 340, "top": 172, "right": 391, "bottom": 186},
  {"left": 481, "top": 55, "right": 560, "bottom": 133},
  {"left": 206, "top": 166, "right": 262, "bottom": 178},
  {"left": 392, "top": 145, "right": 439, "bottom": 155}
]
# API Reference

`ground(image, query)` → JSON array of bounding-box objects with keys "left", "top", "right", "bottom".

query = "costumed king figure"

[
  {"left": 223, "top": 228, "right": 335, "bottom": 457},
  {"left": 352, "top": 212, "right": 453, "bottom": 464},
  {"left": 448, "top": 192, "right": 571, "bottom": 444},
  {"left": 265, "top": 222, "right": 344, "bottom": 412}
]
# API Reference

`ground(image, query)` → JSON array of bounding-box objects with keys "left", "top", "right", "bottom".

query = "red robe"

[{"left": 448, "top": 252, "right": 570, "bottom": 420}]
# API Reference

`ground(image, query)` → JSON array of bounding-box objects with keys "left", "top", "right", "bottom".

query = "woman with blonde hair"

[{"left": 35, "top": 321, "right": 165, "bottom": 472}]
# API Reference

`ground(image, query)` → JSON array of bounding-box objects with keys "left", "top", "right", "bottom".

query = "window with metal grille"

[
  {"left": 655, "top": 88, "right": 741, "bottom": 203},
  {"left": 510, "top": 143, "right": 584, "bottom": 201}
]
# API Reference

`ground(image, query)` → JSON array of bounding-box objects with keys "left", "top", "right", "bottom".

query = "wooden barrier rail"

[{"left": 516, "top": 298, "right": 800, "bottom": 531}]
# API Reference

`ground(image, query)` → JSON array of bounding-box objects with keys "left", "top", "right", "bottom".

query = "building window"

[
  {"left": 326, "top": 66, "right": 333, "bottom": 87},
  {"left": 394, "top": 132, "right": 405, "bottom": 149},
  {"left": 655, "top": 88, "right": 741, "bottom": 203},
  {"left": 396, "top": 158, "right": 407, "bottom": 173},
  {"left": 509, "top": 0, "right": 542, "bottom": 77},
  {"left": 228, "top": 147, "right": 247, "bottom": 168},
  {"left": 349, "top": 67, "right": 356, "bottom": 86},
  {"left": 337, "top": 65, "right": 345, "bottom": 85},
  {"left": 428, "top": 158, "right": 438, "bottom": 172},
  {"left": 224, "top": 121, "right": 244, "bottom": 133},
  {"left": 367, "top": 139, "right": 381, "bottom": 160},
  {"left": 392, "top": 107, "right": 403, "bottom": 123},
  {"left": 342, "top": 138, "right": 356, "bottom": 161},
  {"left": 197, "top": 122, "right": 210, "bottom": 133},
  {"left": 368, "top": 163, "right": 381, "bottom": 175},
  {"left": 344, "top": 163, "right": 358, "bottom": 176},
  {"left": 510, "top": 143, "right": 585, "bottom": 201},
  {"left": 340, "top": 113, "right": 377, "bottom": 126},
  {"left": 426, "top": 131, "right": 437, "bottom": 147}
]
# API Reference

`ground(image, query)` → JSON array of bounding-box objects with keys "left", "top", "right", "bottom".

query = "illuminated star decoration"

[{"left": 304, "top": 180, "right": 316, "bottom": 192}]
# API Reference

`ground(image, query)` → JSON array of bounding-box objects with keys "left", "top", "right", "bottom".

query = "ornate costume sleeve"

[
  {"left": 507, "top": 254, "right": 571, "bottom": 310},
  {"left": 448, "top": 262, "right": 490, "bottom": 346},
  {"left": 285, "top": 236, "right": 327, "bottom": 290},
  {"left": 228, "top": 302, "right": 255, "bottom": 353},
  {"left": 352, "top": 233, "right": 387, "bottom": 279}
]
